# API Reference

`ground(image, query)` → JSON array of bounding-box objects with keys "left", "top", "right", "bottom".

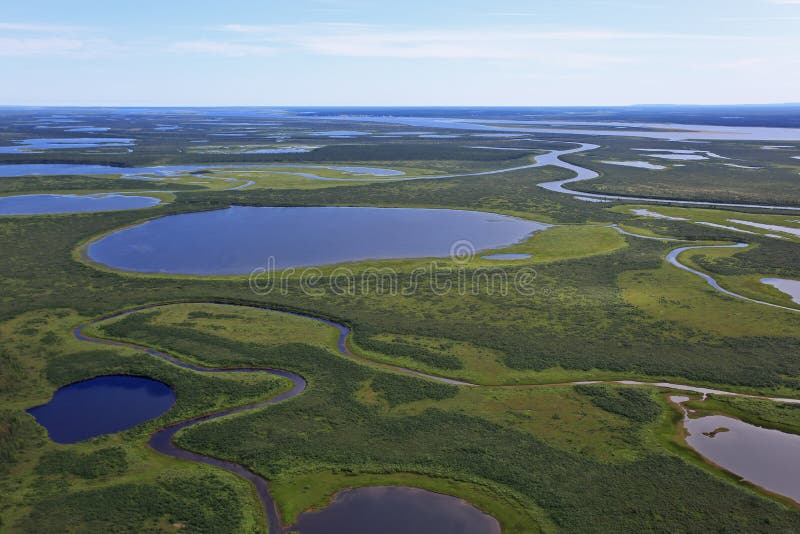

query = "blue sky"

[{"left": 1, "top": 0, "right": 799, "bottom": 106}]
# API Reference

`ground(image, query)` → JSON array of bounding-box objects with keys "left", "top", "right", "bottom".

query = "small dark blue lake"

[
  {"left": 87, "top": 206, "right": 548, "bottom": 275},
  {"left": 27, "top": 375, "right": 176, "bottom": 443},
  {"left": 293, "top": 486, "right": 501, "bottom": 534},
  {"left": 0, "top": 194, "right": 161, "bottom": 215}
]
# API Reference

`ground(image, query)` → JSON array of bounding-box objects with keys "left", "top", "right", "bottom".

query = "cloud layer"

[{"left": 1, "top": 0, "right": 798, "bottom": 106}]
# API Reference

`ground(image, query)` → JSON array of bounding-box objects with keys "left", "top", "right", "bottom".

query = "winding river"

[
  {"left": 214, "top": 142, "right": 800, "bottom": 214},
  {"left": 74, "top": 308, "right": 305, "bottom": 534},
  {"left": 665, "top": 244, "right": 800, "bottom": 313},
  {"left": 534, "top": 144, "right": 800, "bottom": 211},
  {"left": 65, "top": 297, "right": 800, "bottom": 533},
  {"left": 72, "top": 304, "right": 470, "bottom": 533},
  {"left": 3, "top": 141, "right": 800, "bottom": 215},
  {"left": 608, "top": 226, "right": 800, "bottom": 314}
]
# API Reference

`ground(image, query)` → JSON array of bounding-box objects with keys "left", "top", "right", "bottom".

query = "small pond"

[
  {"left": 761, "top": 278, "right": 800, "bottom": 304},
  {"left": 729, "top": 219, "right": 800, "bottom": 238},
  {"left": 644, "top": 153, "right": 707, "bottom": 161},
  {"left": 673, "top": 396, "right": 800, "bottom": 504},
  {"left": 27, "top": 375, "right": 175, "bottom": 443},
  {"left": 292, "top": 486, "right": 501, "bottom": 534},
  {"left": 87, "top": 206, "right": 548, "bottom": 274},
  {"left": 600, "top": 160, "right": 666, "bottom": 170},
  {"left": 0, "top": 194, "right": 161, "bottom": 215}
]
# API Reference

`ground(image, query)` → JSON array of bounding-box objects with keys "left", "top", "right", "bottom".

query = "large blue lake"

[
  {"left": 87, "top": 206, "right": 547, "bottom": 274},
  {"left": 0, "top": 194, "right": 161, "bottom": 215},
  {"left": 27, "top": 375, "right": 176, "bottom": 443}
]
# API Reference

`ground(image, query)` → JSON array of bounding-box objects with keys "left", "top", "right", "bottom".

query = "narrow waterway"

[
  {"left": 65, "top": 300, "right": 800, "bottom": 533},
  {"left": 534, "top": 144, "right": 800, "bottom": 211},
  {"left": 665, "top": 244, "right": 800, "bottom": 313}
]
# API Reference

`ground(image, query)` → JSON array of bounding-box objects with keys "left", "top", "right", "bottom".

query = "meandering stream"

[
  {"left": 665, "top": 244, "right": 800, "bottom": 313},
  {"left": 607, "top": 225, "right": 800, "bottom": 314},
  {"left": 64, "top": 298, "right": 800, "bottom": 532},
  {"left": 3, "top": 142, "right": 800, "bottom": 214},
  {"left": 72, "top": 304, "right": 470, "bottom": 533},
  {"left": 74, "top": 308, "right": 305, "bottom": 533},
  {"left": 534, "top": 144, "right": 800, "bottom": 211}
]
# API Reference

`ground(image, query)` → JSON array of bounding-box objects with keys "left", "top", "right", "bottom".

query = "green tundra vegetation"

[
  {"left": 0, "top": 308, "right": 290, "bottom": 532},
  {"left": 571, "top": 385, "right": 662, "bottom": 423},
  {"left": 1, "top": 114, "right": 799, "bottom": 532},
  {"left": 93, "top": 304, "right": 799, "bottom": 532}
]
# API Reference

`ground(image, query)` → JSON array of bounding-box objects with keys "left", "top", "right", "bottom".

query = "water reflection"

[
  {"left": 0, "top": 194, "right": 160, "bottom": 215},
  {"left": 87, "top": 206, "right": 548, "bottom": 274},
  {"left": 293, "top": 486, "right": 501, "bottom": 534},
  {"left": 673, "top": 396, "right": 800, "bottom": 503}
]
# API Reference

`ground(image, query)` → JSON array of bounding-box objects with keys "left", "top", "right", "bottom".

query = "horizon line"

[{"left": 1, "top": 103, "right": 800, "bottom": 109}]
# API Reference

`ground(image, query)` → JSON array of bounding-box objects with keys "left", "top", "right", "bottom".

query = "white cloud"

[
  {"left": 0, "top": 22, "right": 80, "bottom": 32},
  {"left": 221, "top": 24, "right": 754, "bottom": 42},
  {"left": 0, "top": 22, "right": 115, "bottom": 58},
  {"left": 209, "top": 24, "right": 757, "bottom": 61},
  {"left": 0, "top": 37, "right": 87, "bottom": 57},
  {"left": 173, "top": 41, "right": 276, "bottom": 57}
]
